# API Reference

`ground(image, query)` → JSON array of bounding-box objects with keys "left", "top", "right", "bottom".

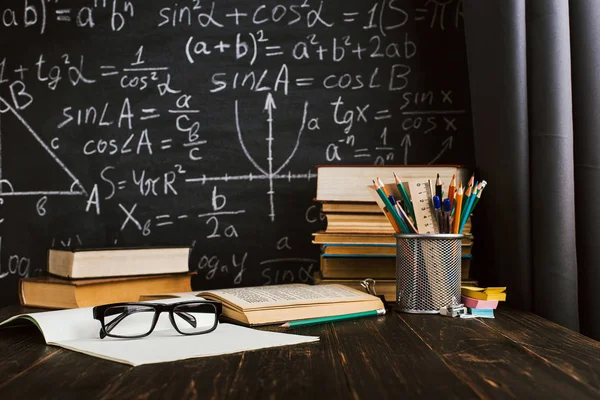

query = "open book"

[
  {"left": 0, "top": 298, "right": 319, "bottom": 366},
  {"left": 140, "top": 284, "right": 385, "bottom": 326}
]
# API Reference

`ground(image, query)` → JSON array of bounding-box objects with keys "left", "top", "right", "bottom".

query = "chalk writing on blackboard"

[{"left": 0, "top": 0, "right": 473, "bottom": 300}]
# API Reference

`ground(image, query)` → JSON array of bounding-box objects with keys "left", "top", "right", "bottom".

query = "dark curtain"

[{"left": 463, "top": 0, "right": 600, "bottom": 339}]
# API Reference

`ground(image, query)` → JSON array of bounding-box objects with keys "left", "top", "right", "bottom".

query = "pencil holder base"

[{"left": 395, "top": 234, "right": 463, "bottom": 314}]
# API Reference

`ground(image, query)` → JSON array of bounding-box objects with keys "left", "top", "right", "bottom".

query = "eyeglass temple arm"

[{"left": 100, "top": 307, "right": 197, "bottom": 339}]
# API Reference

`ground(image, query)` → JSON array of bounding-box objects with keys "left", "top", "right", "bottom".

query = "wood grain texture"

[
  {"left": 0, "top": 326, "right": 59, "bottom": 388},
  {"left": 101, "top": 354, "right": 241, "bottom": 400},
  {"left": 397, "top": 310, "right": 600, "bottom": 399},
  {"left": 483, "top": 307, "right": 600, "bottom": 394},
  {"left": 103, "top": 324, "right": 343, "bottom": 400},
  {"left": 224, "top": 324, "right": 347, "bottom": 399},
  {"left": 2, "top": 305, "right": 600, "bottom": 399},
  {"left": 0, "top": 347, "right": 129, "bottom": 399},
  {"left": 329, "top": 314, "right": 478, "bottom": 399}
]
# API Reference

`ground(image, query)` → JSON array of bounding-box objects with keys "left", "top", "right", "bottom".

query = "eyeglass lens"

[
  {"left": 103, "top": 304, "right": 156, "bottom": 337},
  {"left": 172, "top": 303, "right": 218, "bottom": 334}
]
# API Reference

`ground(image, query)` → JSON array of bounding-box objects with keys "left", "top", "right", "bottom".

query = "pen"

[
  {"left": 442, "top": 198, "right": 451, "bottom": 234},
  {"left": 388, "top": 194, "right": 407, "bottom": 229},
  {"left": 280, "top": 308, "right": 387, "bottom": 328},
  {"left": 392, "top": 197, "right": 419, "bottom": 233},
  {"left": 433, "top": 195, "right": 442, "bottom": 233}
]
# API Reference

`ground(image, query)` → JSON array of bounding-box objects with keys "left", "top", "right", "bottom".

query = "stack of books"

[
  {"left": 19, "top": 247, "right": 193, "bottom": 309},
  {"left": 461, "top": 286, "right": 507, "bottom": 318},
  {"left": 312, "top": 165, "right": 477, "bottom": 302}
]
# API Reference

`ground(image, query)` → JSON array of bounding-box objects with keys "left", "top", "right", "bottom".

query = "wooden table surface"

[{"left": 1, "top": 305, "right": 599, "bottom": 399}]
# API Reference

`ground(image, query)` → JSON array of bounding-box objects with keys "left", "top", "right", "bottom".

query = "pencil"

[
  {"left": 467, "top": 180, "right": 487, "bottom": 219},
  {"left": 452, "top": 185, "right": 464, "bottom": 234},
  {"left": 393, "top": 172, "right": 416, "bottom": 223},
  {"left": 373, "top": 180, "right": 401, "bottom": 233},
  {"left": 435, "top": 173, "right": 442, "bottom": 198},
  {"left": 462, "top": 175, "right": 474, "bottom": 211},
  {"left": 281, "top": 309, "right": 387, "bottom": 328},
  {"left": 448, "top": 174, "right": 456, "bottom": 208},
  {"left": 374, "top": 179, "right": 408, "bottom": 233},
  {"left": 459, "top": 184, "right": 478, "bottom": 233},
  {"left": 460, "top": 180, "right": 473, "bottom": 223},
  {"left": 378, "top": 177, "right": 389, "bottom": 196},
  {"left": 395, "top": 200, "right": 419, "bottom": 233}
]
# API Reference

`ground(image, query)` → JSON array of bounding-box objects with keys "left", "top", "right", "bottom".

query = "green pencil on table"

[{"left": 280, "top": 309, "right": 387, "bottom": 328}]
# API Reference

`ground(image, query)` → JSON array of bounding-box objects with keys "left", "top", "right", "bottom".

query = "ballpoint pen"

[
  {"left": 442, "top": 198, "right": 451, "bottom": 234},
  {"left": 433, "top": 195, "right": 442, "bottom": 233}
]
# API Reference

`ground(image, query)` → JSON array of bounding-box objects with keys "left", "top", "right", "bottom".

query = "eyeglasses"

[{"left": 92, "top": 300, "right": 223, "bottom": 339}]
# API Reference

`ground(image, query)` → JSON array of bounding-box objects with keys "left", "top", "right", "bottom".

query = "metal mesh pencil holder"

[{"left": 395, "top": 234, "right": 463, "bottom": 314}]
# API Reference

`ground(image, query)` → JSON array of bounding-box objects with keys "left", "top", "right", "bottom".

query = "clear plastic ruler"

[{"left": 407, "top": 179, "right": 440, "bottom": 234}]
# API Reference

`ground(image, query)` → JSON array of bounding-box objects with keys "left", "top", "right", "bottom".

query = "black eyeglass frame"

[{"left": 92, "top": 300, "right": 223, "bottom": 339}]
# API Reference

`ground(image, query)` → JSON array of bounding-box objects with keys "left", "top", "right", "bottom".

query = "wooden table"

[{"left": 1, "top": 305, "right": 599, "bottom": 399}]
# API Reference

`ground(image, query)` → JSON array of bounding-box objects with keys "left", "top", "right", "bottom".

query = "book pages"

[
  {"left": 0, "top": 298, "right": 319, "bottom": 366},
  {"left": 200, "top": 284, "right": 378, "bottom": 311}
]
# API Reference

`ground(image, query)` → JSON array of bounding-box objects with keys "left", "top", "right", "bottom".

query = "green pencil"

[
  {"left": 393, "top": 172, "right": 416, "bottom": 223},
  {"left": 467, "top": 180, "right": 487, "bottom": 219},
  {"left": 374, "top": 178, "right": 409, "bottom": 233},
  {"left": 280, "top": 309, "right": 387, "bottom": 328}
]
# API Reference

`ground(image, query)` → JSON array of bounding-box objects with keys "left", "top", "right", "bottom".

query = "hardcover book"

[
  {"left": 139, "top": 283, "right": 384, "bottom": 326},
  {"left": 315, "top": 165, "right": 469, "bottom": 202},
  {"left": 19, "top": 273, "right": 193, "bottom": 309},
  {"left": 48, "top": 247, "right": 191, "bottom": 279}
]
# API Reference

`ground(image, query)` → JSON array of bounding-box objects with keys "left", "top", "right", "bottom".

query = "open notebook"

[{"left": 0, "top": 298, "right": 319, "bottom": 366}]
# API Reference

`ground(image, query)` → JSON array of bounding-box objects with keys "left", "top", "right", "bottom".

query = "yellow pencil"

[{"left": 452, "top": 185, "right": 464, "bottom": 234}]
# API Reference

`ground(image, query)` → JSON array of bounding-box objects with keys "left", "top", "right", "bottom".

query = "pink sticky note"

[{"left": 461, "top": 296, "right": 499, "bottom": 309}]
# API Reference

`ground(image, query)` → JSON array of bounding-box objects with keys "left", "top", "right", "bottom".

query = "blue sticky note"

[{"left": 468, "top": 308, "right": 495, "bottom": 318}]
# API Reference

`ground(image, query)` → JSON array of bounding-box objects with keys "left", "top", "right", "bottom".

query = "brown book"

[
  {"left": 322, "top": 244, "right": 396, "bottom": 256},
  {"left": 19, "top": 273, "right": 193, "bottom": 309},
  {"left": 462, "top": 234, "right": 474, "bottom": 246},
  {"left": 320, "top": 255, "right": 396, "bottom": 279},
  {"left": 313, "top": 232, "right": 474, "bottom": 246},
  {"left": 315, "top": 164, "right": 469, "bottom": 202},
  {"left": 48, "top": 247, "right": 191, "bottom": 279},
  {"left": 321, "top": 202, "right": 382, "bottom": 214},
  {"left": 140, "top": 283, "right": 384, "bottom": 326},
  {"left": 313, "top": 231, "right": 396, "bottom": 245},
  {"left": 324, "top": 213, "right": 395, "bottom": 234}
]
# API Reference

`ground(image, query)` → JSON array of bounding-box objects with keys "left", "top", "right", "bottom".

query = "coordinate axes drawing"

[{"left": 186, "top": 94, "right": 314, "bottom": 222}]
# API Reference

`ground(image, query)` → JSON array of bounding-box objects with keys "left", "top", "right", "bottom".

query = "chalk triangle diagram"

[{"left": 0, "top": 96, "right": 86, "bottom": 196}]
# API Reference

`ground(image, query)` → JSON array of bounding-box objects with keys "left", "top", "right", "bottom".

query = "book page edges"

[
  {"left": 221, "top": 298, "right": 383, "bottom": 326},
  {"left": 48, "top": 248, "right": 190, "bottom": 279},
  {"left": 198, "top": 284, "right": 379, "bottom": 312}
]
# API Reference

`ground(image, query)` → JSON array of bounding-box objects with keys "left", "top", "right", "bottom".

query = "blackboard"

[{"left": 0, "top": 0, "right": 473, "bottom": 305}]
